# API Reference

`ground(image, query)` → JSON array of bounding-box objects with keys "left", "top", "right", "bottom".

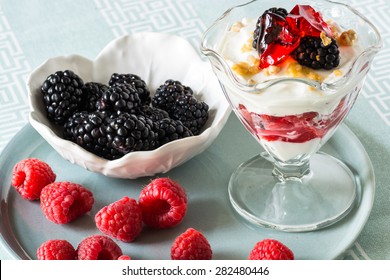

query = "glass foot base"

[{"left": 228, "top": 152, "right": 358, "bottom": 232}]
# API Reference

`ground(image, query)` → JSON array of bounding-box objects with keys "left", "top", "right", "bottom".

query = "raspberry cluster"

[
  {"left": 12, "top": 158, "right": 294, "bottom": 260},
  {"left": 37, "top": 235, "right": 130, "bottom": 260},
  {"left": 41, "top": 71, "right": 209, "bottom": 160},
  {"left": 11, "top": 158, "right": 94, "bottom": 224},
  {"left": 94, "top": 178, "right": 188, "bottom": 243}
]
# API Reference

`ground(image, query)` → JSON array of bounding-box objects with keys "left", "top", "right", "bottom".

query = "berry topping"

[
  {"left": 40, "top": 181, "right": 94, "bottom": 224},
  {"left": 253, "top": 5, "right": 334, "bottom": 69},
  {"left": 289, "top": 5, "right": 333, "bottom": 38},
  {"left": 109, "top": 73, "right": 151, "bottom": 105},
  {"left": 95, "top": 196, "right": 143, "bottom": 242},
  {"left": 170, "top": 228, "right": 212, "bottom": 260},
  {"left": 295, "top": 36, "right": 340, "bottom": 70},
  {"left": 253, "top": 8, "right": 300, "bottom": 68},
  {"left": 41, "top": 70, "right": 85, "bottom": 125},
  {"left": 36, "top": 240, "right": 77, "bottom": 260},
  {"left": 138, "top": 178, "right": 187, "bottom": 229},
  {"left": 253, "top": 7, "right": 288, "bottom": 49},
  {"left": 77, "top": 235, "right": 123, "bottom": 260},
  {"left": 248, "top": 239, "right": 294, "bottom": 260},
  {"left": 11, "top": 158, "right": 56, "bottom": 200}
]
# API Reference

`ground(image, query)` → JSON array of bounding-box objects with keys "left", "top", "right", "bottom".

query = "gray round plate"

[{"left": 0, "top": 120, "right": 375, "bottom": 260}]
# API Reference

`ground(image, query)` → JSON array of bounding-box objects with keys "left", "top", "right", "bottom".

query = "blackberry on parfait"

[{"left": 294, "top": 36, "right": 340, "bottom": 70}]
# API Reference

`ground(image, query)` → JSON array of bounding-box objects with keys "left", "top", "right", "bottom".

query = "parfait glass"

[{"left": 201, "top": 0, "right": 381, "bottom": 231}]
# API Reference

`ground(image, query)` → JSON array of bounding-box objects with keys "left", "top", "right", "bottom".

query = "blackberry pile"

[{"left": 41, "top": 71, "right": 209, "bottom": 160}]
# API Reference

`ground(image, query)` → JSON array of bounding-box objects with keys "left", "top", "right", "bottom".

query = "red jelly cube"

[
  {"left": 289, "top": 5, "right": 333, "bottom": 37},
  {"left": 257, "top": 12, "right": 300, "bottom": 68}
]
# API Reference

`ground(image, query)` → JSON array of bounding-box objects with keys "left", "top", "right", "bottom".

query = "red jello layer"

[{"left": 239, "top": 99, "right": 347, "bottom": 144}]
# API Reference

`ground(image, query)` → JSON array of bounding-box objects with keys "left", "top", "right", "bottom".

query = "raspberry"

[
  {"left": 11, "top": 158, "right": 56, "bottom": 200},
  {"left": 118, "top": 255, "right": 131, "bottom": 260},
  {"left": 36, "top": 239, "right": 77, "bottom": 260},
  {"left": 170, "top": 228, "right": 212, "bottom": 260},
  {"left": 95, "top": 196, "right": 142, "bottom": 242},
  {"left": 138, "top": 178, "right": 187, "bottom": 229},
  {"left": 248, "top": 239, "right": 294, "bottom": 260},
  {"left": 40, "top": 181, "right": 94, "bottom": 224},
  {"left": 77, "top": 235, "right": 123, "bottom": 260}
]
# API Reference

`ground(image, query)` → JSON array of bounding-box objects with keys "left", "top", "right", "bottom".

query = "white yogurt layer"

[
  {"left": 262, "top": 138, "right": 321, "bottom": 162},
  {"left": 218, "top": 17, "right": 362, "bottom": 116}
]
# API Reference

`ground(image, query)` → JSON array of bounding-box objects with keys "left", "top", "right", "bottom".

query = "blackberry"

[
  {"left": 155, "top": 118, "right": 193, "bottom": 146},
  {"left": 41, "top": 70, "right": 85, "bottom": 125},
  {"left": 82, "top": 82, "right": 109, "bottom": 111},
  {"left": 135, "top": 105, "right": 169, "bottom": 122},
  {"left": 294, "top": 36, "right": 340, "bottom": 70},
  {"left": 106, "top": 113, "right": 158, "bottom": 154},
  {"left": 96, "top": 83, "right": 141, "bottom": 115},
  {"left": 152, "top": 80, "right": 193, "bottom": 114},
  {"left": 252, "top": 7, "right": 288, "bottom": 49},
  {"left": 63, "top": 111, "right": 121, "bottom": 160},
  {"left": 109, "top": 73, "right": 151, "bottom": 105},
  {"left": 171, "top": 95, "right": 209, "bottom": 135}
]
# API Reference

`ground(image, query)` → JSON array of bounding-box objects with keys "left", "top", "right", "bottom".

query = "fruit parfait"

[
  {"left": 212, "top": 4, "right": 363, "bottom": 163},
  {"left": 201, "top": 0, "right": 381, "bottom": 231}
]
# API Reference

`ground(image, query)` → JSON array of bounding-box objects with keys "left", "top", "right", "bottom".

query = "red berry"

[
  {"left": 249, "top": 239, "right": 294, "bottom": 260},
  {"left": 40, "top": 181, "right": 94, "bottom": 224},
  {"left": 11, "top": 158, "right": 56, "bottom": 200},
  {"left": 77, "top": 235, "right": 123, "bottom": 260},
  {"left": 171, "top": 228, "right": 212, "bottom": 260},
  {"left": 95, "top": 196, "right": 142, "bottom": 242},
  {"left": 139, "top": 178, "right": 187, "bottom": 229},
  {"left": 36, "top": 239, "right": 77, "bottom": 260},
  {"left": 118, "top": 255, "right": 131, "bottom": 260}
]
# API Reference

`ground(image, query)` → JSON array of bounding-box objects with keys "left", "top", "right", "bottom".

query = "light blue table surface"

[{"left": 0, "top": 0, "right": 389, "bottom": 260}]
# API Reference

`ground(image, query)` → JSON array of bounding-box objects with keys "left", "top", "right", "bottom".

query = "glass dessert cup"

[{"left": 201, "top": 0, "right": 382, "bottom": 232}]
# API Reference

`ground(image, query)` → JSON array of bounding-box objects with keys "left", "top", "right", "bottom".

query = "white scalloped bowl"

[{"left": 27, "top": 33, "right": 231, "bottom": 179}]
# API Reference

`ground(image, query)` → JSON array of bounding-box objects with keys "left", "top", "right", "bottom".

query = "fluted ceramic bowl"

[{"left": 27, "top": 33, "right": 230, "bottom": 179}]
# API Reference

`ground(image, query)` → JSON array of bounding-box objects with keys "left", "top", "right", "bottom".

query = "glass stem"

[{"left": 272, "top": 159, "right": 311, "bottom": 182}]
